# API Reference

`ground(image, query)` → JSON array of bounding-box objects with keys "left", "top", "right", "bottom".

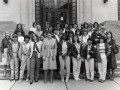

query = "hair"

[
  {"left": 83, "top": 22, "right": 89, "bottom": 28},
  {"left": 93, "top": 22, "right": 99, "bottom": 28},
  {"left": 106, "top": 31, "right": 113, "bottom": 39},
  {"left": 99, "top": 36, "right": 106, "bottom": 43},
  {"left": 28, "top": 31, "right": 34, "bottom": 35},
  {"left": 16, "top": 24, "right": 23, "bottom": 30},
  {"left": 32, "top": 22, "right": 37, "bottom": 27},
  {"left": 87, "top": 38, "right": 92, "bottom": 42},
  {"left": 31, "top": 34, "right": 39, "bottom": 42},
  {"left": 73, "top": 35, "right": 79, "bottom": 43},
  {"left": 24, "top": 35, "right": 30, "bottom": 40},
  {"left": 12, "top": 34, "right": 18, "bottom": 38},
  {"left": 61, "top": 33, "right": 67, "bottom": 41}
]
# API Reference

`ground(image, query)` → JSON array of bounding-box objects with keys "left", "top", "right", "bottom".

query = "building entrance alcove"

[{"left": 35, "top": 0, "right": 77, "bottom": 29}]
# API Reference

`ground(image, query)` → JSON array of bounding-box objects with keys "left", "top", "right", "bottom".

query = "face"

[
  {"left": 74, "top": 24, "right": 77, "bottom": 28},
  {"left": 33, "top": 23, "right": 37, "bottom": 28},
  {"left": 100, "top": 39, "right": 104, "bottom": 43},
  {"left": 37, "top": 25, "right": 41, "bottom": 31},
  {"left": 24, "top": 38, "right": 29, "bottom": 43},
  {"left": 54, "top": 30, "right": 58, "bottom": 35},
  {"left": 65, "top": 24, "right": 68, "bottom": 28},
  {"left": 59, "top": 29, "right": 63, "bottom": 33},
  {"left": 13, "top": 37, "right": 18, "bottom": 42},
  {"left": 62, "top": 34, "right": 67, "bottom": 40},
  {"left": 83, "top": 31, "right": 88, "bottom": 36},
  {"left": 18, "top": 24, "right": 22, "bottom": 29},
  {"left": 49, "top": 27, "right": 52, "bottom": 31},
  {"left": 5, "top": 32, "right": 10, "bottom": 38},
  {"left": 88, "top": 40, "right": 92, "bottom": 45},
  {"left": 47, "top": 33, "right": 52, "bottom": 38},
  {"left": 76, "top": 30, "right": 80, "bottom": 34},
  {"left": 107, "top": 33, "right": 112, "bottom": 38},
  {"left": 74, "top": 36, "right": 78, "bottom": 42},
  {"left": 57, "top": 24, "right": 60, "bottom": 27},
  {"left": 33, "top": 34, "right": 37, "bottom": 40}
]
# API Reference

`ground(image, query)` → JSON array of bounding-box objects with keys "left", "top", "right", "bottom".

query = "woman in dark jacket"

[
  {"left": 58, "top": 33, "right": 71, "bottom": 83},
  {"left": 106, "top": 31, "right": 117, "bottom": 80},
  {"left": 83, "top": 38, "right": 96, "bottom": 82},
  {"left": 71, "top": 35, "right": 83, "bottom": 80}
]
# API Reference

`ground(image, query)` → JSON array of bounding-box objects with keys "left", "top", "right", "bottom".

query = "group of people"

[{"left": 1, "top": 21, "right": 119, "bottom": 84}]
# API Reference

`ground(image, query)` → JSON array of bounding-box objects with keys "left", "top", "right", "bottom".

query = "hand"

[
  {"left": 52, "top": 56, "right": 56, "bottom": 61},
  {"left": 87, "top": 55, "right": 90, "bottom": 60},
  {"left": 77, "top": 54, "right": 81, "bottom": 60},
  {"left": 43, "top": 56, "right": 46, "bottom": 61}
]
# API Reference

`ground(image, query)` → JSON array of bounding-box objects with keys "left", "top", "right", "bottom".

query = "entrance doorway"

[{"left": 35, "top": 0, "right": 77, "bottom": 29}]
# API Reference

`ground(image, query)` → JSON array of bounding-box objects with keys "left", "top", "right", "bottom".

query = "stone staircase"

[{"left": 0, "top": 21, "right": 120, "bottom": 79}]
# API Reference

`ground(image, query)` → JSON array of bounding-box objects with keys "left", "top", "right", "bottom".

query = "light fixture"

[
  {"left": 103, "top": 0, "right": 108, "bottom": 3},
  {"left": 3, "top": 0, "right": 8, "bottom": 4}
]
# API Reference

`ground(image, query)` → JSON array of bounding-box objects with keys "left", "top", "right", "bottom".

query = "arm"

[{"left": 1, "top": 39, "right": 4, "bottom": 54}]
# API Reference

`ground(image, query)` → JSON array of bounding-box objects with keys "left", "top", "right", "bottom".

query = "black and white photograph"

[{"left": 0, "top": 0, "right": 120, "bottom": 90}]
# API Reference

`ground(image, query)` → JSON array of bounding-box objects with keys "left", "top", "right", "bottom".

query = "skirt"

[
  {"left": 2, "top": 48, "right": 9, "bottom": 65},
  {"left": 43, "top": 56, "right": 57, "bottom": 70}
]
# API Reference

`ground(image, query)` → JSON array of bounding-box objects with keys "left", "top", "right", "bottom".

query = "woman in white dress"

[{"left": 1, "top": 32, "right": 11, "bottom": 76}]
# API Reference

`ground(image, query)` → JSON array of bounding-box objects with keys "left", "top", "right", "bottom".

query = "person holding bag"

[
  {"left": 106, "top": 32, "right": 117, "bottom": 80},
  {"left": 83, "top": 38, "right": 96, "bottom": 82},
  {"left": 96, "top": 37, "right": 110, "bottom": 83}
]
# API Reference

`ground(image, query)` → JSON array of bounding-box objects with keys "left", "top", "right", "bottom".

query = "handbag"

[{"left": 113, "top": 44, "right": 119, "bottom": 54}]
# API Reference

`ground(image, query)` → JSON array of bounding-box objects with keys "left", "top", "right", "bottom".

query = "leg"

[
  {"left": 50, "top": 70, "right": 54, "bottom": 83},
  {"left": 111, "top": 69, "right": 115, "bottom": 80},
  {"left": 76, "top": 59, "right": 82, "bottom": 80},
  {"left": 59, "top": 55, "right": 65, "bottom": 82},
  {"left": 101, "top": 54, "right": 107, "bottom": 81},
  {"left": 72, "top": 57, "right": 78, "bottom": 80},
  {"left": 98, "top": 62, "right": 102, "bottom": 80},
  {"left": 65, "top": 56, "right": 70, "bottom": 82},
  {"left": 19, "top": 59, "right": 26, "bottom": 82},
  {"left": 44, "top": 70, "right": 48, "bottom": 83},
  {"left": 89, "top": 58, "right": 94, "bottom": 81},
  {"left": 85, "top": 59, "right": 90, "bottom": 80},
  {"left": 35, "top": 57, "right": 40, "bottom": 82},
  {"left": 10, "top": 59, "right": 15, "bottom": 80},
  {"left": 4, "top": 65, "right": 7, "bottom": 77},
  {"left": 26, "top": 56, "right": 30, "bottom": 80},
  {"left": 30, "top": 56, "right": 35, "bottom": 83},
  {"left": 14, "top": 57, "right": 19, "bottom": 80}
]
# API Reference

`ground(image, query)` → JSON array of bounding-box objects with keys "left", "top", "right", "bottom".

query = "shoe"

[
  {"left": 26, "top": 79, "right": 29, "bottom": 82},
  {"left": 86, "top": 79, "right": 90, "bottom": 81},
  {"left": 61, "top": 78, "right": 64, "bottom": 82},
  {"left": 30, "top": 81, "right": 33, "bottom": 84},
  {"left": 89, "top": 80, "right": 94, "bottom": 82},
  {"left": 101, "top": 80, "right": 105, "bottom": 83},
  {"left": 18, "top": 79, "right": 22, "bottom": 83},
  {"left": 10, "top": 79, "right": 14, "bottom": 81},
  {"left": 98, "top": 79, "right": 102, "bottom": 82},
  {"left": 110, "top": 76, "right": 114, "bottom": 81},
  {"left": 65, "top": 78, "right": 69, "bottom": 83},
  {"left": 35, "top": 79, "right": 38, "bottom": 82}
]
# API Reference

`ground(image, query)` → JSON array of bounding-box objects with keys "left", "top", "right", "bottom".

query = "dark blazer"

[
  {"left": 8, "top": 41, "right": 20, "bottom": 59},
  {"left": 1, "top": 37, "right": 11, "bottom": 53},
  {"left": 58, "top": 40, "right": 71, "bottom": 56},
  {"left": 107, "top": 39, "right": 117, "bottom": 69},
  {"left": 71, "top": 43, "right": 83, "bottom": 58},
  {"left": 83, "top": 45, "right": 96, "bottom": 59}
]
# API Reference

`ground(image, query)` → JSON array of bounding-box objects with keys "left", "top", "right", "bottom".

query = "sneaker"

[
  {"left": 61, "top": 78, "right": 64, "bottom": 82},
  {"left": 18, "top": 79, "right": 22, "bottom": 83},
  {"left": 65, "top": 78, "right": 69, "bottom": 83},
  {"left": 26, "top": 79, "right": 29, "bottom": 82}
]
